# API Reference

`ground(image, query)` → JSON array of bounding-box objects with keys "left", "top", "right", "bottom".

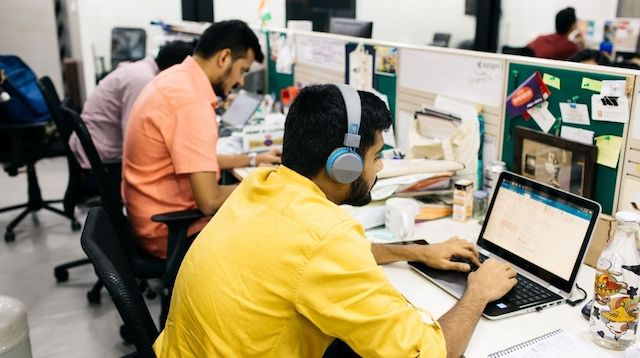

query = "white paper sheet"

[
  {"left": 559, "top": 102, "right": 590, "bottom": 125},
  {"left": 591, "top": 95, "right": 630, "bottom": 123},
  {"left": 560, "top": 126, "right": 595, "bottom": 145},
  {"left": 295, "top": 35, "right": 345, "bottom": 70},
  {"left": 527, "top": 102, "right": 556, "bottom": 133}
]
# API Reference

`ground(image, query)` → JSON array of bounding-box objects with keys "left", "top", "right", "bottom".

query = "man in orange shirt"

[{"left": 123, "top": 20, "right": 280, "bottom": 259}]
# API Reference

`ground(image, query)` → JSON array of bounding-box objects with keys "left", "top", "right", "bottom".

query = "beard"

[
  {"left": 343, "top": 176, "right": 377, "bottom": 207},
  {"left": 212, "top": 66, "right": 233, "bottom": 98}
]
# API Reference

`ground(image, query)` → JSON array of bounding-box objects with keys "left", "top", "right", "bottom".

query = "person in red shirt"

[{"left": 527, "top": 7, "right": 584, "bottom": 60}]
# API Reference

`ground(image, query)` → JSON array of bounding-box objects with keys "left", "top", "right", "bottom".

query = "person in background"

[
  {"left": 122, "top": 20, "right": 280, "bottom": 259},
  {"left": 153, "top": 84, "right": 517, "bottom": 357},
  {"left": 68, "top": 40, "right": 195, "bottom": 169},
  {"left": 527, "top": 7, "right": 584, "bottom": 60},
  {"left": 568, "top": 49, "right": 611, "bottom": 65}
]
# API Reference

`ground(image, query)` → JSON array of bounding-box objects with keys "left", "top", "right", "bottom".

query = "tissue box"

[{"left": 241, "top": 125, "right": 284, "bottom": 152}]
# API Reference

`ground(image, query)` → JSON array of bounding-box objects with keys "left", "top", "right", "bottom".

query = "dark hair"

[
  {"left": 282, "top": 84, "right": 392, "bottom": 179},
  {"left": 568, "top": 49, "right": 611, "bottom": 65},
  {"left": 194, "top": 20, "right": 264, "bottom": 63},
  {"left": 155, "top": 40, "right": 195, "bottom": 71},
  {"left": 555, "top": 7, "right": 577, "bottom": 34}
]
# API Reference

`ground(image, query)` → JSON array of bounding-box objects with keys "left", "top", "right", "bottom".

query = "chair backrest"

[
  {"left": 111, "top": 27, "right": 146, "bottom": 69},
  {"left": 59, "top": 104, "right": 131, "bottom": 244},
  {"left": 36, "top": 77, "right": 68, "bottom": 140},
  {"left": 430, "top": 32, "right": 451, "bottom": 47},
  {"left": 80, "top": 207, "right": 158, "bottom": 358}
]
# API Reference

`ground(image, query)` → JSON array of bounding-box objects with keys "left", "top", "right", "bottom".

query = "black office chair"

[
  {"left": 61, "top": 104, "right": 202, "bottom": 324},
  {"left": 37, "top": 77, "right": 98, "bottom": 218},
  {"left": 0, "top": 89, "right": 79, "bottom": 242},
  {"left": 80, "top": 207, "right": 158, "bottom": 358},
  {"left": 501, "top": 46, "right": 535, "bottom": 57}
]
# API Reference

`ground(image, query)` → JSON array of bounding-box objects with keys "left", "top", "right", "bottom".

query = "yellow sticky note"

[
  {"left": 595, "top": 135, "right": 623, "bottom": 168},
  {"left": 582, "top": 77, "right": 602, "bottom": 92},
  {"left": 543, "top": 73, "right": 561, "bottom": 90}
]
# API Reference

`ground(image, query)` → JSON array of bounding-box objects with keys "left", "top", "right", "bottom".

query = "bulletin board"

[{"left": 501, "top": 62, "right": 633, "bottom": 214}]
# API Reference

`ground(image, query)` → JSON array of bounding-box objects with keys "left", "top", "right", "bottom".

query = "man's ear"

[{"left": 217, "top": 48, "right": 232, "bottom": 68}]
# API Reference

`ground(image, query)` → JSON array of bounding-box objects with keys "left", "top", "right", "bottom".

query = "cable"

[{"left": 566, "top": 283, "right": 587, "bottom": 306}]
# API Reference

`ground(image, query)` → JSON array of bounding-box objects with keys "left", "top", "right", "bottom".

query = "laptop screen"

[
  {"left": 221, "top": 90, "right": 263, "bottom": 128},
  {"left": 478, "top": 172, "right": 600, "bottom": 292}
]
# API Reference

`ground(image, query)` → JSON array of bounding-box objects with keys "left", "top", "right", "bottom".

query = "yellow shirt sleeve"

[{"left": 294, "top": 220, "right": 447, "bottom": 358}]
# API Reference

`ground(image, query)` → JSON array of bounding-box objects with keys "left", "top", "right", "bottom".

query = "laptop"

[
  {"left": 221, "top": 90, "right": 264, "bottom": 129},
  {"left": 409, "top": 171, "right": 601, "bottom": 320}
]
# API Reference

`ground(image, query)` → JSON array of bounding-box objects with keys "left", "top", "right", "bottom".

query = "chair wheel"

[
  {"left": 4, "top": 230, "right": 15, "bottom": 242},
  {"left": 70, "top": 220, "right": 81, "bottom": 231},
  {"left": 54, "top": 268, "right": 69, "bottom": 282},
  {"left": 87, "top": 289, "right": 101, "bottom": 304},
  {"left": 145, "top": 290, "right": 157, "bottom": 300},
  {"left": 120, "top": 324, "right": 133, "bottom": 344}
]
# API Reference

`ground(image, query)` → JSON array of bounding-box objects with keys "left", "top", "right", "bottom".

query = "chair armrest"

[
  {"left": 151, "top": 209, "right": 204, "bottom": 225},
  {"left": 151, "top": 209, "right": 205, "bottom": 290}
]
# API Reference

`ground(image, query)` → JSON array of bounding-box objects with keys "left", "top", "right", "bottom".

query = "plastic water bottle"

[{"left": 590, "top": 211, "right": 640, "bottom": 350}]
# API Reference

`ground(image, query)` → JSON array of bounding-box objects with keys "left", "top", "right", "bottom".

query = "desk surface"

[{"left": 388, "top": 218, "right": 625, "bottom": 357}]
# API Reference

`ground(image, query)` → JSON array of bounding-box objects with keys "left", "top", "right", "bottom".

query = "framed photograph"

[{"left": 514, "top": 126, "right": 597, "bottom": 198}]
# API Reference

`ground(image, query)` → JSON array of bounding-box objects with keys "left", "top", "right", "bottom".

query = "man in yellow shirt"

[{"left": 154, "top": 84, "right": 517, "bottom": 357}]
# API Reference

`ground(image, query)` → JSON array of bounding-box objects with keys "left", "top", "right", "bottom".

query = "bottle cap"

[{"left": 473, "top": 190, "right": 488, "bottom": 199}]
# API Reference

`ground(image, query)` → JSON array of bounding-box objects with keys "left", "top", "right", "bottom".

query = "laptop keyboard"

[{"left": 473, "top": 253, "right": 560, "bottom": 306}]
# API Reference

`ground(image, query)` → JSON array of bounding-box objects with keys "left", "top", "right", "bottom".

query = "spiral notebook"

[{"left": 487, "top": 329, "right": 616, "bottom": 358}]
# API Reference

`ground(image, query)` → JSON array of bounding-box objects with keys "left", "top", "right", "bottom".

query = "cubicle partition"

[{"left": 259, "top": 26, "right": 640, "bottom": 215}]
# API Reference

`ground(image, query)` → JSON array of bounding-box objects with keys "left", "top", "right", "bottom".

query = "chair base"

[
  {"left": 2, "top": 201, "right": 80, "bottom": 242},
  {"left": 2, "top": 162, "right": 79, "bottom": 242}
]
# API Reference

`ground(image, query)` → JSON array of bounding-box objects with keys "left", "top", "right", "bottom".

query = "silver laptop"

[
  {"left": 409, "top": 171, "right": 601, "bottom": 320},
  {"left": 221, "top": 90, "right": 264, "bottom": 128}
]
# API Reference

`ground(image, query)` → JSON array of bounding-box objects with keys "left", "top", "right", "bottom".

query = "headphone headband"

[{"left": 334, "top": 84, "right": 361, "bottom": 149}]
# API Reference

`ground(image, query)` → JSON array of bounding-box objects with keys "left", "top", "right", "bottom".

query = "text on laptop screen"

[{"left": 483, "top": 179, "right": 594, "bottom": 281}]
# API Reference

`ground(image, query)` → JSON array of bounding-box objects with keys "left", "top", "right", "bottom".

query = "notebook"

[
  {"left": 487, "top": 329, "right": 616, "bottom": 357},
  {"left": 409, "top": 171, "right": 601, "bottom": 319}
]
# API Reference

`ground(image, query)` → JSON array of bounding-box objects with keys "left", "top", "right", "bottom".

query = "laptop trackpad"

[{"left": 409, "top": 262, "right": 467, "bottom": 298}]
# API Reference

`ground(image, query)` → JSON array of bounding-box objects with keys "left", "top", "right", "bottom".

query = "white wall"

[
  {"left": 214, "top": 0, "right": 285, "bottom": 28},
  {"left": 73, "top": 0, "right": 182, "bottom": 98},
  {"left": 501, "top": 0, "right": 619, "bottom": 47},
  {"left": 0, "top": 0, "right": 63, "bottom": 95},
  {"left": 357, "top": 0, "right": 476, "bottom": 47}
]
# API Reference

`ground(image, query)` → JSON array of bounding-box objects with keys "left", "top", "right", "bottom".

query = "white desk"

[{"left": 384, "top": 218, "right": 625, "bottom": 357}]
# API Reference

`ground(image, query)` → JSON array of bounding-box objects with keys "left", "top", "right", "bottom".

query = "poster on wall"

[{"left": 374, "top": 46, "right": 398, "bottom": 75}]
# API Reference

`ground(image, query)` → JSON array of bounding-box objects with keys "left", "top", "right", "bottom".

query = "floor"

[{"left": 0, "top": 157, "right": 160, "bottom": 357}]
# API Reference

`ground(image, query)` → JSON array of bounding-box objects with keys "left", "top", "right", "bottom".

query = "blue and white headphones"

[{"left": 325, "top": 84, "right": 363, "bottom": 184}]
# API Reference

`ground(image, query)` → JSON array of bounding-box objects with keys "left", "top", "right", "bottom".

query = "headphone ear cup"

[{"left": 326, "top": 147, "right": 363, "bottom": 184}]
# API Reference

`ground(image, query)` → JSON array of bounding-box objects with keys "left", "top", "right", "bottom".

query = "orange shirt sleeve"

[{"left": 160, "top": 102, "right": 220, "bottom": 175}]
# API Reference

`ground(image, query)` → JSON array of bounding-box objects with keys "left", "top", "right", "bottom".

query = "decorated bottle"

[{"left": 590, "top": 211, "right": 640, "bottom": 350}]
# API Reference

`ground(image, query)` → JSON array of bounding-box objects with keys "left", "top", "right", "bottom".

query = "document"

[
  {"left": 560, "top": 126, "right": 594, "bottom": 145},
  {"left": 559, "top": 102, "right": 590, "bottom": 125},
  {"left": 487, "top": 329, "right": 617, "bottom": 358},
  {"left": 581, "top": 77, "right": 602, "bottom": 92},
  {"left": 600, "top": 80, "right": 626, "bottom": 96},
  {"left": 527, "top": 101, "right": 556, "bottom": 133},
  {"left": 595, "top": 135, "right": 623, "bottom": 168},
  {"left": 542, "top": 73, "right": 561, "bottom": 90},
  {"left": 591, "top": 95, "right": 630, "bottom": 123}
]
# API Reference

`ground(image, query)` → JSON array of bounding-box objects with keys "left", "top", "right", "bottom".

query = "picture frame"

[{"left": 514, "top": 126, "right": 597, "bottom": 198}]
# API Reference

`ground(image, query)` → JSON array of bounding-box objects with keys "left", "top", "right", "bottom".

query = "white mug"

[{"left": 385, "top": 198, "right": 420, "bottom": 242}]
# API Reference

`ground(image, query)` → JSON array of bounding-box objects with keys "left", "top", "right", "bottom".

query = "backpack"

[{"left": 0, "top": 55, "right": 51, "bottom": 123}]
